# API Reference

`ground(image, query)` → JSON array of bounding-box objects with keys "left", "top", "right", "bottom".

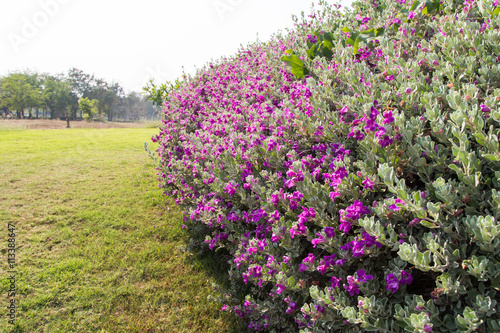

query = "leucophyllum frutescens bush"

[{"left": 152, "top": 0, "right": 500, "bottom": 331}]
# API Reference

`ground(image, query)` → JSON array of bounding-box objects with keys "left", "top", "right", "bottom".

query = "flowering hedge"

[{"left": 152, "top": 0, "right": 500, "bottom": 331}]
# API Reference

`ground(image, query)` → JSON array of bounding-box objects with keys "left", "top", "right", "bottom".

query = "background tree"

[
  {"left": 0, "top": 72, "right": 35, "bottom": 118},
  {"left": 78, "top": 97, "right": 99, "bottom": 121},
  {"left": 42, "top": 74, "right": 73, "bottom": 119},
  {"left": 0, "top": 68, "right": 154, "bottom": 121}
]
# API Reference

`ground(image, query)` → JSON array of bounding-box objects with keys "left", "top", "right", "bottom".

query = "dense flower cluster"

[{"left": 153, "top": 0, "right": 500, "bottom": 331}]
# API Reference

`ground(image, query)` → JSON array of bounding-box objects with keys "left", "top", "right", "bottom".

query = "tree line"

[{"left": 0, "top": 68, "right": 159, "bottom": 121}]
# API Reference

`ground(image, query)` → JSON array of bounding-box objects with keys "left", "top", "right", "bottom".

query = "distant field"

[
  {"left": 0, "top": 119, "right": 160, "bottom": 131},
  {"left": 0, "top": 128, "right": 238, "bottom": 332}
]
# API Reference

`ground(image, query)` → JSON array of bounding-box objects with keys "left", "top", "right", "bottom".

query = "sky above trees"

[{"left": 0, "top": 0, "right": 353, "bottom": 93}]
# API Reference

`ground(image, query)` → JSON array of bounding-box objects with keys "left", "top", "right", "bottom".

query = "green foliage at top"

[{"left": 142, "top": 78, "right": 183, "bottom": 108}]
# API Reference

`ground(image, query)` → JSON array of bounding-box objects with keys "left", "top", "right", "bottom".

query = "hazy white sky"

[{"left": 0, "top": 0, "right": 353, "bottom": 93}]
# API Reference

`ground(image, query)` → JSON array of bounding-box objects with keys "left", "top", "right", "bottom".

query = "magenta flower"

[
  {"left": 324, "top": 227, "right": 336, "bottom": 238},
  {"left": 400, "top": 271, "right": 413, "bottom": 285},
  {"left": 307, "top": 34, "right": 318, "bottom": 43},
  {"left": 348, "top": 129, "right": 365, "bottom": 141},
  {"left": 331, "top": 276, "right": 342, "bottom": 288},
  {"left": 286, "top": 302, "right": 297, "bottom": 314},
  {"left": 356, "top": 269, "right": 373, "bottom": 282},
  {"left": 410, "top": 218, "right": 420, "bottom": 226},
  {"left": 298, "top": 263, "right": 309, "bottom": 272},
  {"left": 339, "top": 218, "right": 352, "bottom": 234},
  {"left": 385, "top": 75, "right": 396, "bottom": 81},
  {"left": 388, "top": 198, "right": 406, "bottom": 211},
  {"left": 311, "top": 233, "right": 325, "bottom": 248},
  {"left": 379, "top": 135, "right": 393, "bottom": 147},
  {"left": 224, "top": 182, "right": 239, "bottom": 196},
  {"left": 303, "top": 253, "right": 315, "bottom": 264},
  {"left": 383, "top": 110, "right": 394, "bottom": 124},
  {"left": 362, "top": 177, "right": 375, "bottom": 190},
  {"left": 315, "top": 304, "right": 325, "bottom": 314},
  {"left": 386, "top": 273, "right": 399, "bottom": 293},
  {"left": 405, "top": 87, "right": 412, "bottom": 94},
  {"left": 343, "top": 276, "right": 360, "bottom": 296},
  {"left": 480, "top": 104, "right": 491, "bottom": 113},
  {"left": 276, "top": 284, "right": 286, "bottom": 294}
]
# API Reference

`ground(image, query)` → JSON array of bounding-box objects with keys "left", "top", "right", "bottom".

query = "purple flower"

[
  {"left": 480, "top": 104, "right": 491, "bottom": 113},
  {"left": 479, "top": 22, "right": 489, "bottom": 33},
  {"left": 221, "top": 304, "right": 229, "bottom": 311},
  {"left": 324, "top": 227, "right": 336, "bottom": 238},
  {"left": 400, "top": 271, "right": 413, "bottom": 285},
  {"left": 362, "top": 177, "right": 375, "bottom": 190},
  {"left": 335, "top": 258, "right": 347, "bottom": 266},
  {"left": 385, "top": 75, "right": 396, "bottom": 81},
  {"left": 317, "top": 263, "right": 329, "bottom": 275},
  {"left": 303, "top": 253, "right": 315, "bottom": 264},
  {"left": 286, "top": 302, "right": 297, "bottom": 314},
  {"left": 314, "top": 304, "right": 325, "bottom": 314},
  {"left": 311, "top": 233, "right": 325, "bottom": 248},
  {"left": 348, "top": 129, "right": 365, "bottom": 141},
  {"left": 424, "top": 324, "right": 433, "bottom": 332},
  {"left": 386, "top": 273, "right": 399, "bottom": 293},
  {"left": 379, "top": 135, "right": 393, "bottom": 147},
  {"left": 410, "top": 218, "right": 420, "bottom": 226},
  {"left": 224, "top": 182, "right": 238, "bottom": 196},
  {"left": 276, "top": 284, "right": 286, "bottom": 294},
  {"left": 307, "top": 34, "right": 318, "bottom": 43},
  {"left": 407, "top": 11, "right": 416, "bottom": 19},
  {"left": 271, "top": 232, "right": 281, "bottom": 242},
  {"left": 343, "top": 276, "right": 360, "bottom": 296},
  {"left": 388, "top": 198, "right": 406, "bottom": 211},
  {"left": 344, "top": 200, "right": 371, "bottom": 220},
  {"left": 331, "top": 276, "right": 342, "bottom": 288},
  {"left": 356, "top": 269, "right": 373, "bottom": 282},
  {"left": 405, "top": 87, "right": 412, "bottom": 94},
  {"left": 383, "top": 110, "right": 394, "bottom": 124},
  {"left": 329, "top": 191, "right": 341, "bottom": 201},
  {"left": 298, "top": 263, "right": 309, "bottom": 272}
]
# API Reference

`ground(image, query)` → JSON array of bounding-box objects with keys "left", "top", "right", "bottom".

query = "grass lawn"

[{"left": 0, "top": 126, "right": 239, "bottom": 332}]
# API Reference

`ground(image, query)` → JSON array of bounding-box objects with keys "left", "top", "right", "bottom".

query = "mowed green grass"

[{"left": 0, "top": 127, "right": 239, "bottom": 332}]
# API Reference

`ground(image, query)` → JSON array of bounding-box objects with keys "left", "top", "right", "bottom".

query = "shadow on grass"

[{"left": 183, "top": 224, "right": 252, "bottom": 333}]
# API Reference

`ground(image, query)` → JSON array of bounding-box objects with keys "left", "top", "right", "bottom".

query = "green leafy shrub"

[
  {"left": 78, "top": 97, "right": 99, "bottom": 121},
  {"left": 152, "top": 0, "right": 500, "bottom": 331}
]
